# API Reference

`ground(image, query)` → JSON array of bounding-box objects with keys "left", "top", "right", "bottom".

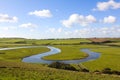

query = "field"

[
  {"left": 83, "top": 47, "right": 120, "bottom": 71},
  {"left": 43, "top": 45, "right": 88, "bottom": 60},
  {"left": 0, "top": 47, "right": 50, "bottom": 62},
  {"left": 0, "top": 38, "right": 120, "bottom": 80},
  {"left": 43, "top": 44, "right": 107, "bottom": 60},
  {"left": 1, "top": 61, "right": 120, "bottom": 80}
]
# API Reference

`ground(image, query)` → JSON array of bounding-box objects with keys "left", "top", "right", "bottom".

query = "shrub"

[
  {"left": 93, "top": 70, "right": 101, "bottom": 74},
  {"left": 102, "top": 68, "right": 112, "bottom": 74},
  {"left": 15, "top": 41, "right": 26, "bottom": 44},
  {"left": 0, "top": 52, "right": 5, "bottom": 54},
  {"left": 112, "top": 70, "right": 120, "bottom": 75},
  {"left": 94, "top": 70, "right": 100, "bottom": 72},
  {"left": 81, "top": 68, "right": 89, "bottom": 72},
  {"left": 48, "top": 62, "right": 77, "bottom": 71},
  {"left": 101, "top": 68, "right": 120, "bottom": 75},
  {"left": 0, "top": 66, "right": 7, "bottom": 68}
]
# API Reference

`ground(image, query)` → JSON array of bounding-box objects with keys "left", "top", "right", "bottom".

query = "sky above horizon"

[{"left": 0, "top": 0, "right": 120, "bottom": 39}]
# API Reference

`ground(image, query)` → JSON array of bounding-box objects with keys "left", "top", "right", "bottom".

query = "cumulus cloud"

[
  {"left": 0, "top": 14, "right": 18, "bottom": 23},
  {"left": 29, "top": 9, "right": 52, "bottom": 18},
  {"left": 93, "top": 0, "right": 120, "bottom": 11},
  {"left": 47, "top": 26, "right": 120, "bottom": 38},
  {"left": 19, "top": 23, "right": 37, "bottom": 28},
  {"left": 62, "top": 14, "right": 96, "bottom": 27},
  {"left": 64, "top": 26, "right": 120, "bottom": 38},
  {"left": 103, "top": 16, "right": 116, "bottom": 23}
]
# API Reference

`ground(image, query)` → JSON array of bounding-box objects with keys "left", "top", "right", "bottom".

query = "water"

[
  {"left": 22, "top": 46, "right": 61, "bottom": 64},
  {"left": 0, "top": 46, "right": 100, "bottom": 64},
  {"left": 22, "top": 46, "right": 100, "bottom": 64},
  {"left": 0, "top": 46, "right": 40, "bottom": 50}
]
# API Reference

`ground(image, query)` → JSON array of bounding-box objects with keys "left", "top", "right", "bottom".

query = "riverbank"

[
  {"left": 0, "top": 46, "right": 50, "bottom": 62},
  {"left": 22, "top": 46, "right": 100, "bottom": 64},
  {"left": 0, "top": 38, "right": 120, "bottom": 80}
]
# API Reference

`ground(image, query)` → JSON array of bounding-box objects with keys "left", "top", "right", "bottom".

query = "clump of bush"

[
  {"left": 0, "top": 52, "right": 5, "bottom": 54},
  {"left": 112, "top": 70, "right": 120, "bottom": 75},
  {"left": 93, "top": 70, "right": 101, "bottom": 74},
  {"left": 0, "top": 66, "right": 7, "bottom": 68},
  {"left": 15, "top": 41, "right": 27, "bottom": 44},
  {"left": 48, "top": 62, "right": 77, "bottom": 71},
  {"left": 95, "top": 68, "right": 120, "bottom": 75},
  {"left": 102, "top": 68, "right": 112, "bottom": 74},
  {"left": 81, "top": 68, "right": 89, "bottom": 72}
]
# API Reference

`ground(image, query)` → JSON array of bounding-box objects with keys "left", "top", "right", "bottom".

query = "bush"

[
  {"left": 101, "top": 68, "right": 120, "bottom": 75},
  {"left": 0, "top": 52, "right": 5, "bottom": 54},
  {"left": 102, "top": 68, "right": 112, "bottom": 74},
  {"left": 112, "top": 70, "right": 120, "bottom": 75},
  {"left": 94, "top": 70, "right": 100, "bottom": 72},
  {"left": 93, "top": 70, "right": 101, "bottom": 74},
  {"left": 81, "top": 68, "right": 89, "bottom": 72},
  {"left": 48, "top": 62, "right": 77, "bottom": 71},
  {"left": 15, "top": 41, "right": 27, "bottom": 44},
  {"left": 0, "top": 66, "right": 7, "bottom": 68}
]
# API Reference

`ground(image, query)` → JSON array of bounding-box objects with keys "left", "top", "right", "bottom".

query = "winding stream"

[
  {"left": 0, "top": 46, "right": 100, "bottom": 64},
  {"left": 22, "top": 46, "right": 100, "bottom": 64}
]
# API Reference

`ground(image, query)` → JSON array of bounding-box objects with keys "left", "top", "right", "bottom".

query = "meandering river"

[{"left": 0, "top": 46, "right": 100, "bottom": 64}]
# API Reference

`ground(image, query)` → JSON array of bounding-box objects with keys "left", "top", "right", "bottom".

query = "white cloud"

[
  {"left": 94, "top": 0, "right": 120, "bottom": 11},
  {"left": 63, "top": 26, "right": 120, "bottom": 38},
  {"left": 62, "top": 14, "right": 96, "bottom": 27},
  {"left": 30, "top": 29, "right": 35, "bottom": 32},
  {"left": 58, "top": 28, "right": 62, "bottom": 33},
  {"left": 103, "top": 16, "right": 116, "bottom": 23},
  {"left": 19, "top": 23, "right": 37, "bottom": 28},
  {"left": 29, "top": 9, "right": 52, "bottom": 18},
  {"left": 48, "top": 28, "right": 55, "bottom": 33},
  {"left": 0, "top": 14, "right": 18, "bottom": 23},
  {"left": 0, "top": 26, "right": 17, "bottom": 31},
  {"left": 48, "top": 28, "right": 62, "bottom": 33}
]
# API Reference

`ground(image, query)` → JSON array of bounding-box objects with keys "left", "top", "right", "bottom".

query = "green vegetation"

[
  {"left": 0, "top": 38, "right": 30, "bottom": 48},
  {"left": 83, "top": 47, "right": 120, "bottom": 71},
  {"left": 51, "top": 38, "right": 91, "bottom": 45},
  {"left": 44, "top": 44, "right": 109, "bottom": 60},
  {"left": 44, "top": 45, "right": 88, "bottom": 60},
  {"left": 0, "top": 47, "right": 50, "bottom": 62},
  {"left": 48, "top": 62, "right": 77, "bottom": 71},
  {"left": 0, "top": 61, "right": 120, "bottom": 80},
  {"left": 0, "top": 38, "right": 120, "bottom": 80},
  {"left": 44, "top": 44, "right": 120, "bottom": 71}
]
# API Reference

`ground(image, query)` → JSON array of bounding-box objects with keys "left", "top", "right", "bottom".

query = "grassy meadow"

[
  {"left": 43, "top": 45, "right": 88, "bottom": 60},
  {"left": 1, "top": 61, "right": 120, "bottom": 80},
  {"left": 83, "top": 47, "right": 120, "bottom": 71},
  {"left": 0, "top": 38, "right": 120, "bottom": 80},
  {"left": 0, "top": 47, "right": 50, "bottom": 62},
  {"left": 43, "top": 44, "right": 108, "bottom": 60}
]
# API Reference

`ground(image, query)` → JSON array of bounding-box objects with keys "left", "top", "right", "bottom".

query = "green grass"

[
  {"left": 0, "top": 38, "right": 26, "bottom": 43},
  {"left": 43, "top": 44, "right": 108, "bottom": 60},
  {"left": 0, "top": 38, "right": 120, "bottom": 80},
  {"left": 0, "top": 43, "right": 31, "bottom": 48},
  {"left": 51, "top": 39, "right": 91, "bottom": 45},
  {"left": 0, "top": 47, "right": 50, "bottom": 62},
  {"left": 0, "top": 61, "right": 120, "bottom": 80},
  {"left": 43, "top": 44, "right": 120, "bottom": 72},
  {"left": 105, "top": 42, "right": 120, "bottom": 46},
  {"left": 23, "top": 38, "right": 91, "bottom": 45},
  {"left": 82, "top": 47, "right": 120, "bottom": 71},
  {"left": 43, "top": 45, "right": 88, "bottom": 60}
]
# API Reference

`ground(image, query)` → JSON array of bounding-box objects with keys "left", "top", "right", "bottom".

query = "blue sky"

[{"left": 0, "top": 0, "right": 120, "bottom": 39}]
